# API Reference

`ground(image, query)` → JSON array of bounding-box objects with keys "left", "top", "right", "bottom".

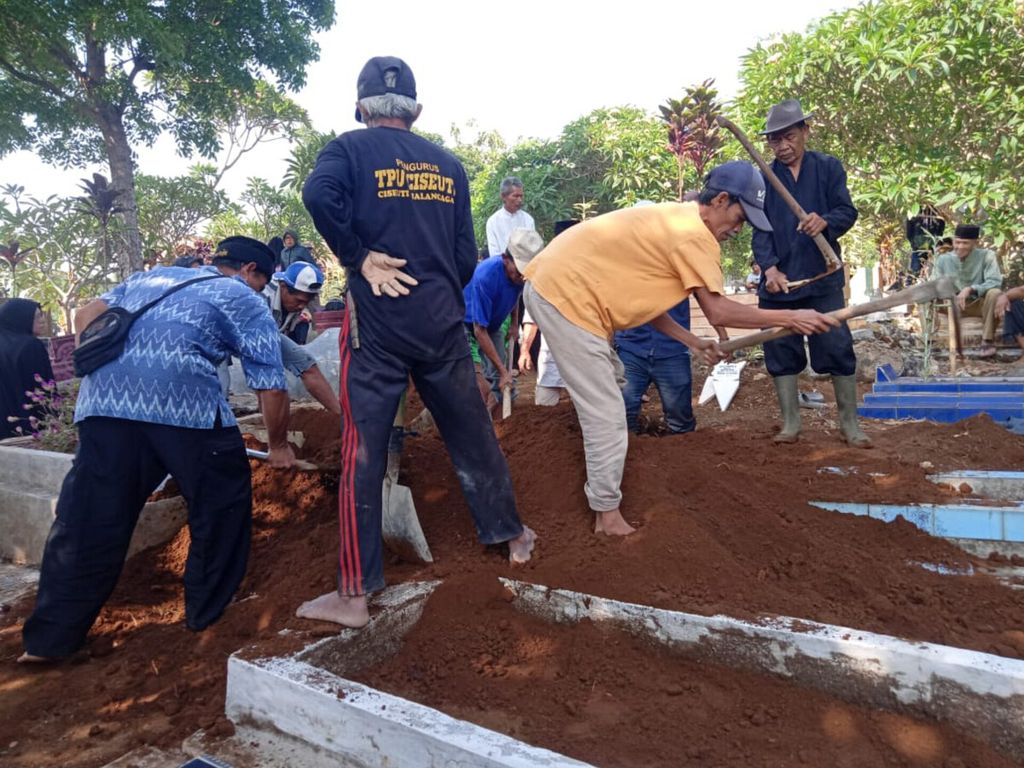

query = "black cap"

[
  {"left": 553, "top": 220, "right": 579, "bottom": 237},
  {"left": 213, "top": 236, "right": 276, "bottom": 279},
  {"left": 703, "top": 161, "right": 773, "bottom": 232},
  {"left": 954, "top": 224, "right": 980, "bottom": 239},
  {"left": 355, "top": 56, "right": 417, "bottom": 123}
]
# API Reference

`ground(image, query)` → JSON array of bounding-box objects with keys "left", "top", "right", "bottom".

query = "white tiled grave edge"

[{"left": 225, "top": 578, "right": 1024, "bottom": 765}]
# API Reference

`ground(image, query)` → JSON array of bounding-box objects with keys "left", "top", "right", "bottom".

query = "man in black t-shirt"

[{"left": 302, "top": 57, "right": 536, "bottom": 628}]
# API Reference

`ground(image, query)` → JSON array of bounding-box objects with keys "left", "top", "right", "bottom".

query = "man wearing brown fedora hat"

[{"left": 752, "top": 98, "right": 871, "bottom": 448}]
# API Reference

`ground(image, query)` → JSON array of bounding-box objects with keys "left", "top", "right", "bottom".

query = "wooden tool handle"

[
  {"left": 716, "top": 116, "right": 841, "bottom": 272},
  {"left": 719, "top": 277, "right": 957, "bottom": 354}
]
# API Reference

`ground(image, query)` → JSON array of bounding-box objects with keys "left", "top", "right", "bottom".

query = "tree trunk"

[{"left": 98, "top": 108, "right": 144, "bottom": 277}]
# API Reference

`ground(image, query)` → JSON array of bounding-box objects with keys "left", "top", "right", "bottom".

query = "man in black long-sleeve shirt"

[
  {"left": 752, "top": 99, "right": 871, "bottom": 448},
  {"left": 301, "top": 56, "right": 536, "bottom": 627}
]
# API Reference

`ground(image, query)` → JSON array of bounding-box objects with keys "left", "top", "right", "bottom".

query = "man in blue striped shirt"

[{"left": 21, "top": 236, "right": 293, "bottom": 662}]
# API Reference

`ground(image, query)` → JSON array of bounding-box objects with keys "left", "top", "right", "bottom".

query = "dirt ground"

[{"left": 2, "top": 362, "right": 1024, "bottom": 767}]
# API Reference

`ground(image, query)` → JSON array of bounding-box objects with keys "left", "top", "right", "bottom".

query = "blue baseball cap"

[
  {"left": 703, "top": 161, "right": 773, "bottom": 232},
  {"left": 275, "top": 262, "right": 324, "bottom": 294}
]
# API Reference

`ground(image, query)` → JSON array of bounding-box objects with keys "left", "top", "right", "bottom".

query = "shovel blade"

[{"left": 382, "top": 480, "right": 433, "bottom": 564}]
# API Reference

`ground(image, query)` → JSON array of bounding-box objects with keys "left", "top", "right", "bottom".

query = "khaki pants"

[
  {"left": 962, "top": 288, "right": 1003, "bottom": 342},
  {"left": 524, "top": 283, "right": 627, "bottom": 512}
]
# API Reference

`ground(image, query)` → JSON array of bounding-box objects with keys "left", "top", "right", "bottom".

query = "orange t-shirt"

[{"left": 524, "top": 202, "right": 724, "bottom": 339}]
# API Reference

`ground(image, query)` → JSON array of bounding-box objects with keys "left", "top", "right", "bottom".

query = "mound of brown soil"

[
  {"left": 358, "top": 577, "right": 1017, "bottom": 768},
  {"left": 3, "top": 372, "right": 1024, "bottom": 767}
]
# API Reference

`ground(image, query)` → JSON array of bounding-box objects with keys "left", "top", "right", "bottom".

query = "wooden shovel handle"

[{"left": 716, "top": 116, "right": 841, "bottom": 273}]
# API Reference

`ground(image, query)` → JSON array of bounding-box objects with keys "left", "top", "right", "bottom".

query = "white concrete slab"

[
  {"left": 501, "top": 578, "right": 1024, "bottom": 760},
  {"left": 226, "top": 581, "right": 590, "bottom": 768},
  {"left": 0, "top": 443, "right": 187, "bottom": 565},
  {"left": 929, "top": 470, "right": 1024, "bottom": 501}
]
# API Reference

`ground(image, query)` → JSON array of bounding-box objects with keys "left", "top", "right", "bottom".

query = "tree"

[
  {"left": 21, "top": 198, "right": 117, "bottom": 332},
  {"left": 135, "top": 166, "right": 230, "bottom": 262},
  {"left": 282, "top": 128, "right": 337, "bottom": 193},
  {"left": 210, "top": 82, "right": 311, "bottom": 187},
  {"left": 76, "top": 173, "right": 127, "bottom": 273},
  {"left": 660, "top": 79, "right": 725, "bottom": 201},
  {"left": 205, "top": 177, "right": 318, "bottom": 254},
  {"left": 0, "top": 1, "right": 335, "bottom": 276},
  {"left": 472, "top": 107, "right": 676, "bottom": 243},
  {"left": 734, "top": 0, "right": 1024, "bottom": 269},
  {"left": 0, "top": 184, "right": 40, "bottom": 297}
]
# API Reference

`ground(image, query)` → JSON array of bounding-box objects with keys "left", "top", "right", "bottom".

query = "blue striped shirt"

[{"left": 75, "top": 266, "right": 286, "bottom": 429}]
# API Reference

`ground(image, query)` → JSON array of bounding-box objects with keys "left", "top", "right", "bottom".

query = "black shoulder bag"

[{"left": 73, "top": 274, "right": 226, "bottom": 377}]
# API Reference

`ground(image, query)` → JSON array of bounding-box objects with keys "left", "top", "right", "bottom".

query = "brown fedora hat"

[{"left": 759, "top": 99, "right": 815, "bottom": 135}]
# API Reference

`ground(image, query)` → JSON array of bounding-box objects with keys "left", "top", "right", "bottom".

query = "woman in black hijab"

[{"left": 0, "top": 299, "right": 54, "bottom": 440}]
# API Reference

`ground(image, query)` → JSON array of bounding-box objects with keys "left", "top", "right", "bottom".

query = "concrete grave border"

[
  {"left": 501, "top": 578, "right": 1024, "bottom": 760},
  {"left": 225, "top": 581, "right": 590, "bottom": 768},
  {"left": 0, "top": 442, "right": 186, "bottom": 565}
]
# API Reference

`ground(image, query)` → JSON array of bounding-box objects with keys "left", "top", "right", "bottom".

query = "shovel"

[
  {"left": 502, "top": 326, "right": 515, "bottom": 420},
  {"left": 383, "top": 393, "right": 434, "bottom": 563},
  {"left": 246, "top": 448, "right": 323, "bottom": 472}
]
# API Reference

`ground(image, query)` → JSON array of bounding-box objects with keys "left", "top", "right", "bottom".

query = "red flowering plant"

[{"left": 10, "top": 374, "right": 79, "bottom": 453}]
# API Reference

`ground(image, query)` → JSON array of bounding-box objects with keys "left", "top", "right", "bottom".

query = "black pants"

[
  {"left": 22, "top": 416, "right": 252, "bottom": 658},
  {"left": 759, "top": 291, "right": 857, "bottom": 378},
  {"left": 337, "top": 310, "right": 523, "bottom": 595}
]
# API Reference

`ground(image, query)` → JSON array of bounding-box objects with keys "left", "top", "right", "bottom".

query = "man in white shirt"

[{"left": 486, "top": 176, "right": 536, "bottom": 256}]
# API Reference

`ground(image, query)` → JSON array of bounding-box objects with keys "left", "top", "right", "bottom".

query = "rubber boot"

[
  {"left": 832, "top": 374, "right": 872, "bottom": 448},
  {"left": 772, "top": 375, "right": 801, "bottom": 444}
]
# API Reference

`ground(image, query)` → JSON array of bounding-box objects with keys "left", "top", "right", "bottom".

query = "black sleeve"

[
  {"left": 822, "top": 157, "right": 858, "bottom": 238},
  {"left": 453, "top": 165, "right": 478, "bottom": 287},
  {"left": 302, "top": 140, "right": 370, "bottom": 273}
]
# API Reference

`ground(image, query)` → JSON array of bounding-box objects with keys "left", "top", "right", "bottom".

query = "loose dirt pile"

[
  {"left": 358, "top": 577, "right": 1016, "bottom": 768},
  {"left": 2, "top": 372, "right": 1024, "bottom": 766}
]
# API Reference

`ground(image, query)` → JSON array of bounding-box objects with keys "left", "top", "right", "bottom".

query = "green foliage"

[
  {"left": 466, "top": 106, "right": 676, "bottom": 243},
  {"left": 13, "top": 378, "right": 80, "bottom": 454},
  {"left": 205, "top": 177, "right": 318, "bottom": 254},
  {"left": 282, "top": 129, "right": 337, "bottom": 193},
  {"left": 0, "top": 0, "right": 335, "bottom": 273},
  {"left": 0, "top": 0, "right": 335, "bottom": 163},
  {"left": 735, "top": 0, "right": 1024, "bottom": 262},
  {"left": 0, "top": 188, "right": 117, "bottom": 329},
  {"left": 136, "top": 166, "right": 230, "bottom": 261},
  {"left": 660, "top": 79, "right": 726, "bottom": 200}
]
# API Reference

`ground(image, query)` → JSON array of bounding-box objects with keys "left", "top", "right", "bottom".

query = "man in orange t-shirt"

[{"left": 523, "top": 161, "right": 838, "bottom": 536}]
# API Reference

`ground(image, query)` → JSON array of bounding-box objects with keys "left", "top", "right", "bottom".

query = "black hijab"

[{"left": 0, "top": 299, "right": 55, "bottom": 440}]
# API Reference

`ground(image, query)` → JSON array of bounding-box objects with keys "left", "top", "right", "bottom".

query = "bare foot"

[
  {"left": 594, "top": 509, "right": 636, "bottom": 536},
  {"left": 508, "top": 526, "right": 537, "bottom": 564},
  {"left": 295, "top": 592, "right": 370, "bottom": 628},
  {"left": 17, "top": 652, "right": 57, "bottom": 664}
]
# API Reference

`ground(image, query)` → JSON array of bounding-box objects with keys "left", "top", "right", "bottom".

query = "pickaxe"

[
  {"left": 719, "top": 277, "right": 958, "bottom": 354},
  {"left": 716, "top": 116, "right": 841, "bottom": 291}
]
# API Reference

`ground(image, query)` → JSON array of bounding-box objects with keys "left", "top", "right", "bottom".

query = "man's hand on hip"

[
  {"left": 763, "top": 266, "right": 789, "bottom": 294},
  {"left": 362, "top": 250, "right": 419, "bottom": 297}
]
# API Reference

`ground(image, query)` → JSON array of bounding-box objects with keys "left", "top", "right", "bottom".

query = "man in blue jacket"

[
  {"left": 464, "top": 228, "right": 542, "bottom": 416},
  {"left": 752, "top": 99, "right": 870, "bottom": 448},
  {"left": 302, "top": 56, "right": 536, "bottom": 628}
]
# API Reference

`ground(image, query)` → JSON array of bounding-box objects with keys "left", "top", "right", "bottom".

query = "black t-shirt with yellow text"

[{"left": 304, "top": 127, "right": 477, "bottom": 361}]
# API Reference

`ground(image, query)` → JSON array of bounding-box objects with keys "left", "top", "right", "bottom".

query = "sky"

[{"left": 0, "top": 0, "right": 862, "bottom": 202}]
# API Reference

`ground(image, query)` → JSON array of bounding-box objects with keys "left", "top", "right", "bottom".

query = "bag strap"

[{"left": 129, "top": 273, "right": 228, "bottom": 320}]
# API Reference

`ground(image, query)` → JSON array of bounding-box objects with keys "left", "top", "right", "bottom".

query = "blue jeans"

[{"left": 618, "top": 348, "right": 695, "bottom": 434}]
